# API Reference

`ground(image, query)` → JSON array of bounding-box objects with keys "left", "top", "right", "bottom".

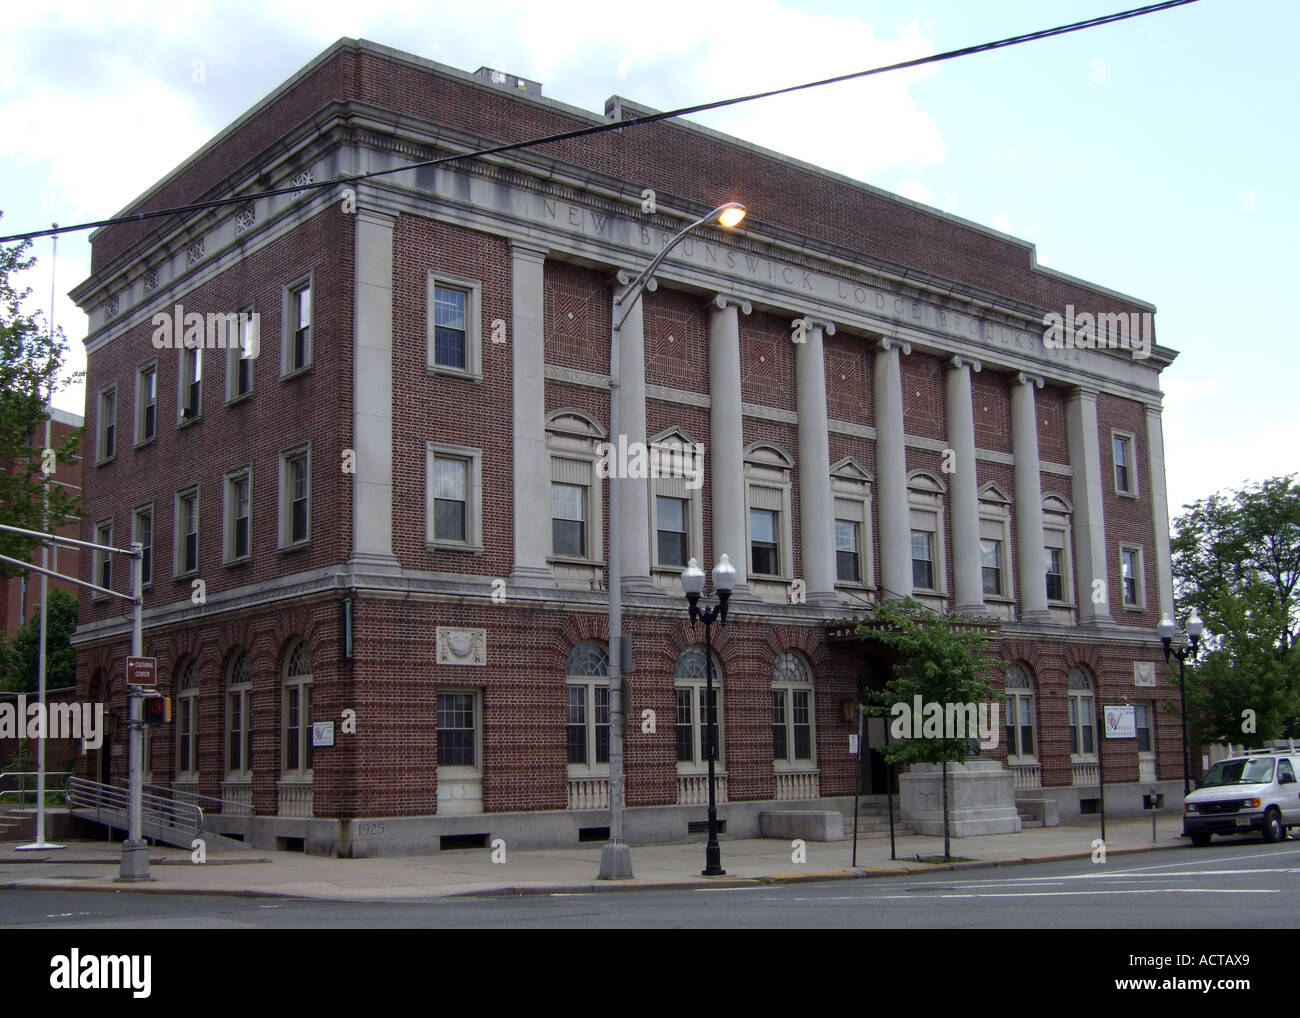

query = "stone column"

[
  {"left": 350, "top": 209, "right": 401, "bottom": 573},
  {"left": 509, "top": 242, "right": 555, "bottom": 586},
  {"left": 873, "top": 337, "right": 912, "bottom": 600},
  {"left": 613, "top": 270, "right": 655, "bottom": 593},
  {"left": 1011, "top": 372, "right": 1050, "bottom": 622},
  {"left": 795, "top": 316, "right": 838, "bottom": 605},
  {"left": 708, "top": 295, "right": 752, "bottom": 592},
  {"left": 1146, "top": 401, "right": 1175, "bottom": 623},
  {"left": 945, "top": 355, "right": 984, "bottom": 614},
  {"left": 1066, "top": 386, "right": 1114, "bottom": 625}
]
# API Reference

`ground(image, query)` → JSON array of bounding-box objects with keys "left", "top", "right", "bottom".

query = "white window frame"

[
  {"left": 977, "top": 483, "right": 1014, "bottom": 602},
  {"left": 278, "top": 444, "right": 311, "bottom": 549},
  {"left": 226, "top": 651, "right": 253, "bottom": 779},
  {"left": 175, "top": 659, "right": 200, "bottom": 781},
  {"left": 744, "top": 444, "right": 794, "bottom": 585},
  {"left": 1067, "top": 666, "right": 1098, "bottom": 762},
  {"left": 436, "top": 689, "right": 482, "bottom": 770},
  {"left": 1043, "top": 495, "right": 1075, "bottom": 606},
  {"left": 908, "top": 471, "right": 947, "bottom": 598},
  {"left": 92, "top": 520, "right": 113, "bottom": 600},
  {"left": 132, "top": 504, "right": 154, "bottom": 589},
  {"left": 546, "top": 410, "right": 605, "bottom": 572},
  {"left": 178, "top": 342, "right": 202, "bottom": 423},
  {"left": 771, "top": 650, "right": 816, "bottom": 770},
  {"left": 174, "top": 487, "right": 200, "bottom": 577},
  {"left": 96, "top": 384, "right": 117, "bottom": 463},
  {"left": 1119, "top": 542, "right": 1146, "bottom": 609},
  {"left": 1111, "top": 430, "right": 1139, "bottom": 497},
  {"left": 282, "top": 642, "right": 313, "bottom": 778},
  {"left": 648, "top": 427, "right": 704, "bottom": 578},
  {"left": 564, "top": 642, "right": 610, "bottom": 778},
  {"left": 223, "top": 465, "right": 253, "bottom": 564},
  {"left": 226, "top": 305, "right": 256, "bottom": 403},
  {"left": 282, "top": 275, "right": 313, "bottom": 378},
  {"left": 427, "top": 272, "right": 483, "bottom": 380},
  {"left": 135, "top": 362, "right": 157, "bottom": 446},
  {"left": 1004, "top": 663, "right": 1037, "bottom": 763},
  {"left": 426, "top": 443, "right": 484, "bottom": 552},
  {"left": 674, "top": 647, "right": 725, "bottom": 773},
  {"left": 1135, "top": 702, "right": 1154, "bottom": 754},
  {"left": 831, "top": 457, "right": 874, "bottom": 591}
]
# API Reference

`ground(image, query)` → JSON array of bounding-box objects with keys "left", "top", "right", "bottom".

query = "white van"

[{"left": 1183, "top": 750, "right": 1300, "bottom": 846}]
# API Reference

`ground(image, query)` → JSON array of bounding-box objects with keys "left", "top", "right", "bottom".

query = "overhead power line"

[{"left": 0, "top": 0, "right": 1200, "bottom": 245}]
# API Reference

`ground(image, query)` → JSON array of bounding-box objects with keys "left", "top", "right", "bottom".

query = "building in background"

[{"left": 70, "top": 40, "right": 1181, "bottom": 855}]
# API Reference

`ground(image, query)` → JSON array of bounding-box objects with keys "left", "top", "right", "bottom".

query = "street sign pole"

[{"left": 120, "top": 544, "right": 149, "bottom": 881}]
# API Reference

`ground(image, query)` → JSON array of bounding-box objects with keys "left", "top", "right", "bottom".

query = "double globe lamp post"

[
  {"left": 1157, "top": 608, "right": 1203, "bottom": 795},
  {"left": 681, "top": 553, "right": 736, "bottom": 876}
]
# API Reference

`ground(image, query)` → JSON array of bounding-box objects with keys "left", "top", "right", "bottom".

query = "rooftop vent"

[{"left": 474, "top": 67, "right": 542, "bottom": 97}]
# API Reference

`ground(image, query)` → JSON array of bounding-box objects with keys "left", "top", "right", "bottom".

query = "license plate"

[{"left": 1236, "top": 816, "right": 1251, "bottom": 826}]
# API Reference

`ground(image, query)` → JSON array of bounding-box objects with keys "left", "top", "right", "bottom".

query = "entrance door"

[{"left": 858, "top": 655, "right": 896, "bottom": 795}]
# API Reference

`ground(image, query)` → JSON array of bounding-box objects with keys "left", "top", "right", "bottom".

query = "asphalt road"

[{"left": 1, "top": 840, "right": 1297, "bottom": 929}]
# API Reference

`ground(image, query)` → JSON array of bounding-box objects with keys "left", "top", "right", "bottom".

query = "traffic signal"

[{"left": 142, "top": 695, "right": 171, "bottom": 725}]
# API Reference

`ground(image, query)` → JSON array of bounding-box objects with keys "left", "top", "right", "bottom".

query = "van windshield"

[{"left": 1200, "top": 758, "right": 1275, "bottom": 787}]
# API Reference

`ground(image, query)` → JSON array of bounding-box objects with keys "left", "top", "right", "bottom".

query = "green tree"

[
  {"left": 1171, "top": 476, "right": 1300, "bottom": 740},
  {"left": 1, "top": 587, "right": 78, "bottom": 693},
  {"left": 0, "top": 216, "right": 82, "bottom": 579},
  {"left": 857, "top": 598, "right": 1003, "bottom": 860}
]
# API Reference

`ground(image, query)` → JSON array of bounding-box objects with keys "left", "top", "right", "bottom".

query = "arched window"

[
  {"left": 1067, "top": 665, "right": 1096, "bottom": 758},
  {"left": 283, "top": 642, "right": 313, "bottom": 776},
  {"left": 226, "top": 651, "right": 253, "bottom": 777},
  {"left": 1004, "top": 663, "right": 1036, "bottom": 760},
  {"left": 176, "top": 660, "right": 199, "bottom": 779},
  {"left": 771, "top": 651, "right": 814, "bottom": 766},
  {"left": 674, "top": 646, "right": 724, "bottom": 769},
  {"left": 565, "top": 641, "right": 609, "bottom": 769}
]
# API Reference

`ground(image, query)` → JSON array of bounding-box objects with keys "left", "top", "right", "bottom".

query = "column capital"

[
  {"left": 795, "top": 315, "right": 836, "bottom": 336},
  {"left": 612, "top": 268, "right": 658, "bottom": 293},
  {"left": 509, "top": 240, "right": 548, "bottom": 261},
  {"left": 1015, "top": 371, "right": 1045, "bottom": 389},
  {"left": 877, "top": 336, "right": 911, "bottom": 355},
  {"left": 711, "top": 293, "right": 752, "bottom": 315},
  {"left": 353, "top": 207, "right": 397, "bottom": 229},
  {"left": 1068, "top": 383, "right": 1102, "bottom": 400},
  {"left": 949, "top": 354, "right": 982, "bottom": 373}
]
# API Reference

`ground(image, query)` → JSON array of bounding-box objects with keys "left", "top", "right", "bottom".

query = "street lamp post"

[
  {"left": 598, "top": 202, "right": 745, "bottom": 881},
  {"left": 681, "top": 554, "right": 736, "bottom": 876},
  {"left": 1158, "top": 608, "right": 1204, "bottom": 795}
]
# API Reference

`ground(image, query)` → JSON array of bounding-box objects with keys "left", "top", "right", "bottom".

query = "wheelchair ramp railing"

[{"left": 66, "top": 776, "right": 203, "bottom": 849}]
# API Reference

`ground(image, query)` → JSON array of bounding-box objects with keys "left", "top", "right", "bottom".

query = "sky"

[{"left": 0, "top": 0, "right": 1295, "bottom": 522}]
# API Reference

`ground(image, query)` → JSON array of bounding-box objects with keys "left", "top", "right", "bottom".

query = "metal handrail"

[
  {"left": 66, "top": 776, "right": 203, "bottom": 841},
  {"left": 144, "top": 783, "right": 252, "bottom": 814}
]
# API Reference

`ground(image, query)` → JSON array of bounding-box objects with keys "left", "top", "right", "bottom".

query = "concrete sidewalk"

[{"left": 0, "top": 814, "right": 1218, "bottom": 901}]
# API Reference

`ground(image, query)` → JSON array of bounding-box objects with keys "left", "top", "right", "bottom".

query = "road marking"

[
  {"left": 865, "top": 888, "right": 1280, "bottom": 901},
  {"left": 694, "top": 887, "right": 767, "bottom": 893}
]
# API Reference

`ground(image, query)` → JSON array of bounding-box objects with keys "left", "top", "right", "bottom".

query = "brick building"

[{"left": 70, "top": 40, "right": 1182, "bottom": 855}]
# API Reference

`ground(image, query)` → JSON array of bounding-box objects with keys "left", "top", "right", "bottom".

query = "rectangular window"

[
  {"left": 771, "top": 690, "right": 787, "bottom": 760},
  {"left": 594, "top": 685, "right": 610, "bottom": 765},
  {"left": 656, "top": 496, "right": 688, "bottom": 568},
  {"left": 177, "top": 490, "right": 199, "bottom": 574},
  {"left": 180, "top": 346, "right": 201, "bottom": 419},
  {"left": 93, "top": 521, "right": 112, "bottom": 595},
  {"left": 750, "top": 507, "right": 778, "bottom": 576},
  {"left": 437, "top": 692, "right": 476, "bottom": 767},
  {"left": 1135, "top": 703, "right": 1152, "bottom": 753},
  {"left": 228, "top": 690, "right": 247, "bottom": 773},
  {"left": 433, "top": 457, "right": 468, "bottom": 543},
  {"left": 136, "top": 366, "right": 156, "bottom": 443},
  {"left": 1121, "top": 546, "right": 1141, "bottom": 606},
  {"left": 285, "top": 685, "right": 301, "bottom": 771},
  {"left": 675, "top": 688, "right": 693, "bottom": 763},
  {"left": 1045, "top": 546, "right": 1065, "bottom": 602},
  {"left": 280, "top": 450, "right": 309, "bottom": 547},
  {"left": 792, "top": 689, "right": 812, "bottom": 760},
  {"left": 911, "top": 530, "right": 934, "bottom": 590},
  {"left": 288, "top": 282, "right": 311, "bottom": 373},
  {"left": 178, "top": 697, "right": 194, "bottom": 773},
  {"left": 97, "top": 387, "right": 116, "bottom": 461},
  {"left": 835, "top": 520, "right": 861, "bottom": 582},
  {"left": 225, "top": 470, "right": 251, "bottom": 562},
  {"left": 552, "top": 483, "right": 586, "bottom": 558},
  {"left": 133, "top": 508, "right": 153, "bottom": 587},
  {"left": 433, "top": 285, "right": 467, "bottom": 369},
  {"left": 1113, "top": 433, "right": 1135, "bottom": 494},
  {"left": 981, "top": 538, "right": 1003, "bottom": 596},
  {"left": 227, "top": 311, "right": 255, "bottom": 400},
  {"left": 565, "top": 685, "right": 587, "bottom": 764}
]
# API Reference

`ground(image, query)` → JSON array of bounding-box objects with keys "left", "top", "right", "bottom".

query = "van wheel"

[
  {"left": 1262, "top": 809, "right": 1284, "bottom": 843},
  {"left": 1190, "top": 833, "right": 1211, "bottom": 847}
]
